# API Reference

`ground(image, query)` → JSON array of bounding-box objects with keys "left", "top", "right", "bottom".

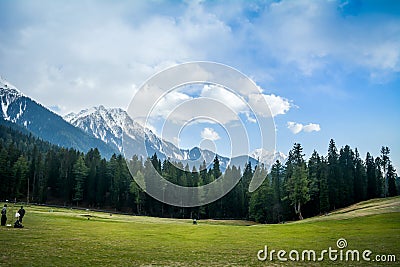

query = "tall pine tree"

[
  {"left": 387, "top": 162, "right": 397, "bottom": 197},
  {"left": 327, "top": 139, "right": 340, "bottom": 209},
  {"left": 366, "top": 152, "right": 378, "bottom": 198},
  {"left": 285, "top": 143, "right": 310, "bottom": 220},
  {"left": 72, "top": 155, "right": 88, "bottom": 206}
]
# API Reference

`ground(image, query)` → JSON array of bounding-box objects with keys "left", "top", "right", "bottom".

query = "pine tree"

[
  {"left": 72, "top": 155, "right": 89, "bottom": 206},
  {"left": 96, "top": 159, "right": 108, "bottom": 207},
  {"left": 286, "top": 165, "right": 310, "bottom": 220},
  {"left": 44, "top": 150, "right": 60, "bottom": 199},
  {"left": 380, "top": 146, "right": 390, "bottom": 197},
  {"left": 339, "top": 145, "right": 354, "bottom": 206},
  {"left": 130, "top": 170, "right": 144, "bottom": 214},
  {"left": 28, "top": 145, "right": 39, "bottom": 203},
  {"left": 151, "top": 153, "right": 161, "bottom": 174},
  {"left": 271, "top": 160, "right": 284, "bottom": 222},
  {"left": 242, "top": 161, "right": 253, "bottom": 218},
  {"left": 85, "top": 148, "right": 101, "bottom": 206},
  {"left": 143, "top": 157, "right": 162, "bottom": 216},
  {"left": 213, "top": 155, "right": 222, "bottom": 179},
  {"left": 366, "top": 152, "right": 377, "bottom": 198},
  {"left": 354, "top": 148, "right": 367, "bottom": 202},
  {"left": 375, "top": 157, "right": 384, "bottom": 197},
  {"left": 396, "top": 175, "right": 400, "bottom": 196},
  {"left": 306, "top": 150, "right": 321, "bottom": 216},
  {"left": 284, "top": 143, "right": 310, "bottom": 220},
  {"left": 319, "top": 157, "right": 330, "bottom": 213},
  {"left": 327, "top": 139, "right": 340, "bottom": 209},
  {"left": 38, "top": 164, "right": 48, "bottom": 202},
  {"left": 35, "top": 153, "right": 46, "bottom": 203},
  {"left": 387, "top": 163, "right": 397, "bottom": 197},
  {"left": 12, "top": 155, "right": 29, "bottom": 199},
  {"left": 0, "top": 147, "right": 12, "bottom": 198},
  {"left": 189, "top": 166, "right": 200, "bottom": 219},
  {"left": 249, "top": 177, "right": 273, "bottom": 223},
  {"left": 191, "top": 166, "right": 200, "bottom": 187}
]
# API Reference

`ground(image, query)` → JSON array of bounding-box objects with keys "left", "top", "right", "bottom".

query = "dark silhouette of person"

[
  {"left": 18, "top": 206, "right": 25, "bottom": 223},
  {"left": 14, "top": 218, "right": 23, "bottom": 228},
  {"left": 1, "top": 204, "right": 7, "bottom": 226}
]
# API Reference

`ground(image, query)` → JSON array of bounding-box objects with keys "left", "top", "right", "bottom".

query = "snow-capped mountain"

[
  {"left": 0, "top": 76, "right": 284, "bottom": 168},
  {"left": 250, "top": 148, "right": 287, "bottom": 166},
  {"left": 65, "top": 106, "right": 222, "bottom": 167},
  {"left": 0, "top": 76, "right": 116, "bottom": 158},
  {"left": 0, "top": 77, "right": 26, "bottom": 123},
  {"left": 65, "top": 106, "right": 131, "bottom": 152},
  {"left": 64, "top": 105, "right": 183, "bottom": 161},
  {"left": 65, "top": 106, "right": 284, "bottom": 171}
]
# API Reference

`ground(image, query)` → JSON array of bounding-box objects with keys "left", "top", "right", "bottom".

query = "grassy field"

[{"left": 0, "top": 197, "right": 399, "bottom": 266}]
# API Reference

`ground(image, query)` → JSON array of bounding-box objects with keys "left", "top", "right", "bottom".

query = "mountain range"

[
  {"left": 0, "top": 76, "right": 286, "bottom": 170},
  {"left": 0, "top": 77, "right": 116, "bottom": 158},
  {"left": 64, "top": 106, "right": 254, "bottom": 170}
]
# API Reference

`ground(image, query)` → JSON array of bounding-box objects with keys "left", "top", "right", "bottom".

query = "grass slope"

[{"left": 0, "top": 197, "right": 399, "bottom": 266}]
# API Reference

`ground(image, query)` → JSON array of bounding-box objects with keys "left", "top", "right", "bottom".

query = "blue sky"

[{"left": 0, "top": 0, "right": 399, "bottom": 169}]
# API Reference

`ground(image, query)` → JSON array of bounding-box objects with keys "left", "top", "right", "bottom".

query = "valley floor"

[{"left": 0, "top": 197, "right": 399, "bottom": 266}]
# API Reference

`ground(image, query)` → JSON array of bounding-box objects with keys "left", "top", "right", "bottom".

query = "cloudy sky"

[{"left": 0, "top": 0, "right": 399, "bottom": 168}]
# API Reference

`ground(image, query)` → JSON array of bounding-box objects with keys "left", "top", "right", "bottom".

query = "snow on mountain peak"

[
  {"left": 0, "top": 76, "right": 20, "bottom": 92},
  {"left": 64, "top": 105, "right": 146, "bottom": 152},
  {"left": 65, "top": 106, "right": 191, "bottom": 161},
  {"left": 65, "top": 105, "right": 287, "bottom": 171},
  {"left": 63, "top": 112, "right": 77, "bottom": 123},
  {"left": 250, "top": 148, "right": 287, "bottom": 165},
  {"left": 0, "top": 76, "right": 26, "bottom": 121}
]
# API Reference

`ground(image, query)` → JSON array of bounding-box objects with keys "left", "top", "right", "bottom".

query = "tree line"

[
  {"left": 0, "top": 124, "right": 398, "bottom": 222},
  {"left": 249, "top": 141, "right": 398, "bottom": 223}
]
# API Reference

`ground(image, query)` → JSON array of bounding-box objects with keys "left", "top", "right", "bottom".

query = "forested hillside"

[{"left": 0, "top": 124, "right": 398, "bottom": 222}]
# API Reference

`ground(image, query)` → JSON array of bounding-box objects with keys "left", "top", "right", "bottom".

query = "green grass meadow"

[{"left": 1, "top": 197, "right": 399, "bottom": 266}]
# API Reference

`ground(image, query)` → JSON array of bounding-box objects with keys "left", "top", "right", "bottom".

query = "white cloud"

[
  {"left": 260, "top": 2, "right": 400, "bottom": 79},
  {"left": 201, "top": 127, "right": 220, "bottom": 141},
  {"left": 263, "top": 94, "right": 292, "bottom": 117},
  {"left": 0, "top": 1, "right": 231, "bottom": 115},
  {"left": 146, "top": 90, "right": 242, "bottom": 126},
  {"left": 151, "top": 91, "right": 193, "bottom": 118},
  {"left": 287, "top": 121, "right": 321, "bottom": 134},
  {"left": 201, "top": 84, "right": 247, "bottom": 114},
  {"left": 145, "top": 84, "right": 291, "bottom": 128},
  {"left": 1, "top": 0, "right": 398, "bottom": 116},
  {"left": 287, "top": 121, "right": 303, "bottom": 134},
  {"left": 248, "top": 93, "right": 292, "bottom": 118},
  {"left": 303, "top": 123, "right": 321, "bottom": 133}
]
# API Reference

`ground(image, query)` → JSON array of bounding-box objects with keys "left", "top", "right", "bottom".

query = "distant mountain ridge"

[
  {"left": 64, "top": 105, "right": 184, "bottom": 161},
  {"left": 250, "top": 148, "right": 287, "bottom": 167},
  {"left": 65, "top": 106, "right": 287, "bottom": 170},
  {"left": 0, "top": 76, "right": 116, "bottom": 158},
  {"left": 0, "top": 76, "right": 286, "bottom": 169},
  {"left": 65, "top": 106, "right": 228, "bottom": 168}
]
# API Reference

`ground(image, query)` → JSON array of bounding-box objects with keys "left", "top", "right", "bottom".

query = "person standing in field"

[
  {"left": 18, "top": 206, "right": 25, "bottom": 223},
  {"left": 1, "top": 204, "right": 7, "bottom": 226}
]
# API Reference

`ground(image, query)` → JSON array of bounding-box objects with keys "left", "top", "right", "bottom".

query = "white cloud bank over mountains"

[
  {"left": 1, "top": 0, "right": 397, "bottom": 116},
  {"left": 150, "top": 84, "right": 293, "bottom": 126}
]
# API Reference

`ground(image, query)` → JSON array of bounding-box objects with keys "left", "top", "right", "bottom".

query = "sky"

[{"left": 0, "top": 0, "right": 399, "bottom": 170}]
